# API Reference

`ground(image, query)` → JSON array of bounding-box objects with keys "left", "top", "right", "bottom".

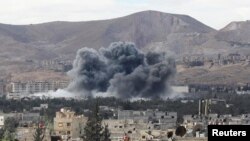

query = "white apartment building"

[
  {"left": 10, "top": 81, "right": 69, "bottom": 94},
  {"left": 0, "top": 116, "right": 4, "bottom": 129}
]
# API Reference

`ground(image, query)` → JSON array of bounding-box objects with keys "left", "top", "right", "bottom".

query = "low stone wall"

[{"left": 175, "top": 137, "right": 207, "bottom": 141}]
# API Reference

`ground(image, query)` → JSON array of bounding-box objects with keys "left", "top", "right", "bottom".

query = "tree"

[
  {"left": 0, "top": 128, "right": 4, "bottom": 139},
  {"left": 102, "top": 124, "right": 111, "bottom": 141},
  {"left": 4, "top": 117, "right": 18, "bottom": 133},
  {"left": 175, "top": 126, "right": 186, "bottom": 137},
  {"left": 2, "top": 130, "right": 14, "bottom": 141},
  {"left": 167, "top": 131, "right": 173, "bottom": 138},
  {"left": 1, "top": 117, "right": 18, "bottom": 141},
  {"left": 33, "top": 124, "right": 45, "bottom": 141},
  {"left": 82, "top": 101, "right": 103, "bottom": 141}
]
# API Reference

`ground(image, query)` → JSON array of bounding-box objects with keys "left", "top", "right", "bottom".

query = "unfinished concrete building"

[{"left": 53, "top": 108, "right": 87, "bottom": 140}]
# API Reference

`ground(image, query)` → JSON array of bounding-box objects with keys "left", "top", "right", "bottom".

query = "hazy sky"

[{"left": 0, "top": 0, "right": 249, "bottom": 29}]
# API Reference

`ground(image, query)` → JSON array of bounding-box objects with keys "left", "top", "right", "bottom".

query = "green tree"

[
  {"left": 167, "top": 131, "right": 173, "bottom": 139},
  {"left": 2, "top": 130, "right": 14, "bottom": 141},
  {"left": 4, "top": 117, "right": 18, "bottom": 133},
  {"left": 175, "top": 126, "right": 187, "bottom": 137},
  {"left": 102, "top": 124, "right": 111, "bottom": 141},
  {"left": 33, "top": 124, "right": 45, "bottom": 141},
  {"left": 82, "top": 101, "right": 103, "bottom": 141},
  {"left": 1, "top": 117, "right": 18, "bottom": 141},
  {"left": 0, "top": 128, "right": 4, "bottom": 139}
]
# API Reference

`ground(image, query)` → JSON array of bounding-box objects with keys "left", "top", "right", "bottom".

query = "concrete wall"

[{"left": 175, "top": 137, "right": 207, "bottom": 141}]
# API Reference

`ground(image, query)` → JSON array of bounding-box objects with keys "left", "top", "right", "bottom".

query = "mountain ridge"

[
  {"left": 0, "top": 10, "right": 216, "bottom": 60},
  {"left": 1, "top": 10, "right": 250, "bottom": 84},
  {"left": 1, "top": 10, "right": 250, "bottom": 60}
]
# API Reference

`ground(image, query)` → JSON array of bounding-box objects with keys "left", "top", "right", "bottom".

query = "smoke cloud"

[{"left": 67, "top": 42, "right": 176, "bottom": 99}]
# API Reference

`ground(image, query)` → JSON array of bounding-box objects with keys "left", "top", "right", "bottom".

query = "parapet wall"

[{"left": 175, "top": 137, "right": 207, "bottom": 141}]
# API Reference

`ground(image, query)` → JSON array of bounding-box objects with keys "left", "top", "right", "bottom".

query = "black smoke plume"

[{"left": 67, "top": 42, "right": 176, "bottom": 99}]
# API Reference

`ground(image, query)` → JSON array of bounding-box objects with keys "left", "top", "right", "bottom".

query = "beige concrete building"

[
  {"left": 54, "top": 108, "right": 87, "bottom": 140},
  {"left": 16, "top": 127, "right": 51, "bottom": 141},
  {"left": 103, "top": 119, "right": 175, "bottom": 141}
]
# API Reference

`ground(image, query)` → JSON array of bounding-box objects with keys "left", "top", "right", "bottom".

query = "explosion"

[{"left": 67, "top": 42, "right": 176, "bottom": 99}]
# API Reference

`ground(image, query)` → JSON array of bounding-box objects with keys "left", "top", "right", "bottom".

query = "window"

[
  {"left": 58, "top": 123, "right": 63, "bottom": 127},
  {"left": 67, "top": 131, "right": 71, "bottom": 135},
  {"left": 67, "top": 123, "right": 71, "bottom": 127}
]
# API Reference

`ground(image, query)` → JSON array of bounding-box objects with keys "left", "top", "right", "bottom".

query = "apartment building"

[
  {"left": 0, "top": 112, "right": 40, "bottom": 128},
  {"left": 118, "top": 110, "right": 177, "bottom": 130},
  {"left": 54, "top": 108, "right": 87, "bottom": 140},
  {"left": 9, "top": 81, "right": 69, "bottom": 94},
  {"left": 104, "top": 112, "right": 177, "bottom": 141},
  {"left": 40, "top": 59, "right": 72, "bottom": 72}
]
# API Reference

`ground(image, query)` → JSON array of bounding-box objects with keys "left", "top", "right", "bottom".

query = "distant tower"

[
  {"left": 218, "top": 53, "right": 221, "bottom": 60},
  {"left": 198, "top": 99, "right": 210, "bottom": 118}
]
